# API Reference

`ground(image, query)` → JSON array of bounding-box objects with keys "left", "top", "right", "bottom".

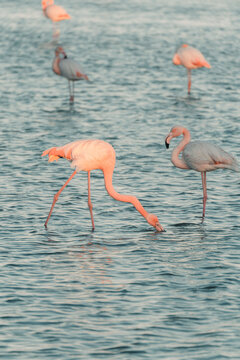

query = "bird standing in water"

[
  {"left": 41, "top": 0, "right": 71, "bottom": 38},
  {"left": 165, "top": 126, "right": 239, "bottom": 221},
  {"left": 52, "top": 46, "right": 89, "bottom": 104},
  {"left": 42, "top": 139, "right": 164, "bottom": 232},
  {"left": 172, "top": 44, "right": 211, "bottom": 94}
]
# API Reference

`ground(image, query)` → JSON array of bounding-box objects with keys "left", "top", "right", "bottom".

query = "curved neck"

[
  {"left": 52, "top": 57, "right": 61, "bottom": 75},
  {"left": 171, "top": 128, "right": 191, "bottom": 169},
  {"left": 103, "top": 169, "right": 149, "bottom": 220}
]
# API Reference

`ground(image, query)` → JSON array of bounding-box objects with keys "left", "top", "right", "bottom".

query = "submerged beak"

[
  {"left": 155, "top": 222, "right": 165, "bottom": 232},
  {"left": 83, "top": 74, "right": 90, "bottom": 81}
]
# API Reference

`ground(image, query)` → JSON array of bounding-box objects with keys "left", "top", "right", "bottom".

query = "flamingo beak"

[
  {"left": 165, "top": 138, "right": 170, "bottom": 149},
  {"left": 165, "top": 132, "right": 173, "bottom": 149},
  {"left": 56, "top": 47, "right": 67, "bottom": 58}
]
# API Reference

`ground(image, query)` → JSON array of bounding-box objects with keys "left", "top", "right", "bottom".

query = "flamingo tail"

[
  {"left": 57, "top": 14, "right": 71, "bottom": 20},
  {"left": 193, "top": 59, "right": 211, "bottom": 68},
  {"left": 41, "top": 147, "right": 64, "bottom": 162},
  {"left": 202, "top": 60, "right": 211, "bottom": 68}
]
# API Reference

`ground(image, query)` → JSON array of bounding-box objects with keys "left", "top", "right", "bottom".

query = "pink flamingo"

[
  {"left": 42, "top": 139, "right": 164, "bottom": 232},
  {"left": 172, "top": 44, "right": 211, "bottom": 94},
  {"left": 165, "top": 126, "right": 239, "bottom": 221},
  {"left": 52, "top": 46, "right": 89, "bottom": 104},
  {"left": 41, "top": 0, "right": 71, "bottom": 38}
]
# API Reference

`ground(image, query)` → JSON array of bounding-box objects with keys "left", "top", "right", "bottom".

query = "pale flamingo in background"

[
  {"left": 42, "top": 139, "right": 164, "bottom": 232},
  {"left": 41, "top": 0, "right": 71, "bottom": 38},
  {"left": 165, "top": 126, "right": 239, "bottom": 221},
  {"left": 172, "top": 44, "right": 211, "bottom": 94},
  {"left": 52, "top": 46, "right": 89, "bottom": 104}
]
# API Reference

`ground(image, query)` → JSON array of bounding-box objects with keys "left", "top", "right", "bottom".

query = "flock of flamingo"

[{"left": 41, "top": 0, "right": 239, "bottom": 232}]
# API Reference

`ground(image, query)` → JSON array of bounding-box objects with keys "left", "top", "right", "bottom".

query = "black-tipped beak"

[{"left": 165, "top": 140, "right": 169, "bottom": 149}]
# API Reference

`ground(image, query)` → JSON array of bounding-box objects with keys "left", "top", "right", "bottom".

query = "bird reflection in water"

[{"left": 68, "top": 242, "right": 113, "bottom": 285}]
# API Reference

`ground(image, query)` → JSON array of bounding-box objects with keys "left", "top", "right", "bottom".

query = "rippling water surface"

[{"left": 0, "top": 0, "right": 240, "bottom": 359}]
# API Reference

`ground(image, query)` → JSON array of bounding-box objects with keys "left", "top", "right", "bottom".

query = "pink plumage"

[
  {"left": 42, "top": 0, "right": 70, "bottom": 38},
  {"left": 172, "top": 44, "right": 211, "bottom": 94},
  {"left": 42, "top": 0, "right": 71, "bottom": 22},
  {"left": 42, "top": 139, "right": 164, "bottom": 232},
  {"left": 165, "top": 126, "right": 239, "bottom": 221}
]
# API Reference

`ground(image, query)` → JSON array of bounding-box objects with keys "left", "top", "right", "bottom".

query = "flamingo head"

[
  {"left": 42, "top": 0, "right": 54, "bottom": 10},
  {"left": 55, "top": 46, "right": 67, "bottom": 58},
  {"left": 147, "top": 214, "right": 164, "bottom": 232},
  {"left": 165, "top": 126, "right": 186, "bottom": 148}
]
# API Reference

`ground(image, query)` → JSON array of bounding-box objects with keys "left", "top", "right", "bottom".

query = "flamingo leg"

[
  {"left": 72, "top": 82, "right": 75, "bottom": 103},
  {"left": 187, "top": 69, "right": 191, "bottom": 94},
  {"left": 201, "top": 171, "right": 207, "bottom": 222},
  {"left": 88, "top": 171, "right": 95, "bottom": 231},
  {"left": 68, "top": 81, "right": 73, "bottom": 103},
  {"left": 45, "top": 170, "right": 77, "bottom": 228},
  {"left": 52, "top": 23, "right": 60, "bottom": 39},
  {"left": 68, "top": 81, "right": 74, "bottom": 103},
  {"left": 68, "top": 81, "right": 71, "bottom": 101}
]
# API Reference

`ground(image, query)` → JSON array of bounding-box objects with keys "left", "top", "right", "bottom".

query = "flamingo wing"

[
  {"left": 70, "top": 140, "right": 115, "bottom": 172},
  {"left": 178, "top": 46, "right": 210, "bottom": 69},
  {"left": 59, "top": 59, "right": 87, "bottom": 81},
  {"left": 183, "top": 141, "right": 239, "bottom": 172},
  {"left": 45, "top": 5, "right": 70, "bottom": 21},
  {"left": 43, "top": 140, "right": 115, "bottom": 172}
]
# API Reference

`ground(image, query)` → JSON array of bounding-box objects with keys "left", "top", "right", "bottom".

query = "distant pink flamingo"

[
  {"left": 172, "top": 44, "right": 211, "bottom": 94},
  {"left": 41, "top": 0, "right": 71, "bottom": 38},
  {"left": 52, "top": 46, "right": 89, "bottom": 104},
  {"left": 165, "top": 126, "right": 239, "bottom": 221},
  {"left": 42, "top": 139, "right": 164, "bottom": 231}
]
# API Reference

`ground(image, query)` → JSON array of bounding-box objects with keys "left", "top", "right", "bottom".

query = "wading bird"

[
  {"left": 52, "top": 46, "right": 89, "bottom": 103},
  {"left": 165, "top": 126, "right": 239, "bottom": 221},
  {"left": 42, "top": 0, "right": 71, "bottom": 38},
  {"left": 172, "top": 44, "right": 211, "bottom": 94},
  {"left": 42, "top": 139, "right": 164, "bottom": 232}
]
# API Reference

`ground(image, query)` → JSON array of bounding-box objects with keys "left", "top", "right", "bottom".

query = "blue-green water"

[{"left": 0, "top": 0, "right": 240, "bottom": 359}]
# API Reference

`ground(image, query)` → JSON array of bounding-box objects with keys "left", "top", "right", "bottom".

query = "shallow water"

[{"left": 0, "top": 0, "right": 240, "bottom": 359}]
